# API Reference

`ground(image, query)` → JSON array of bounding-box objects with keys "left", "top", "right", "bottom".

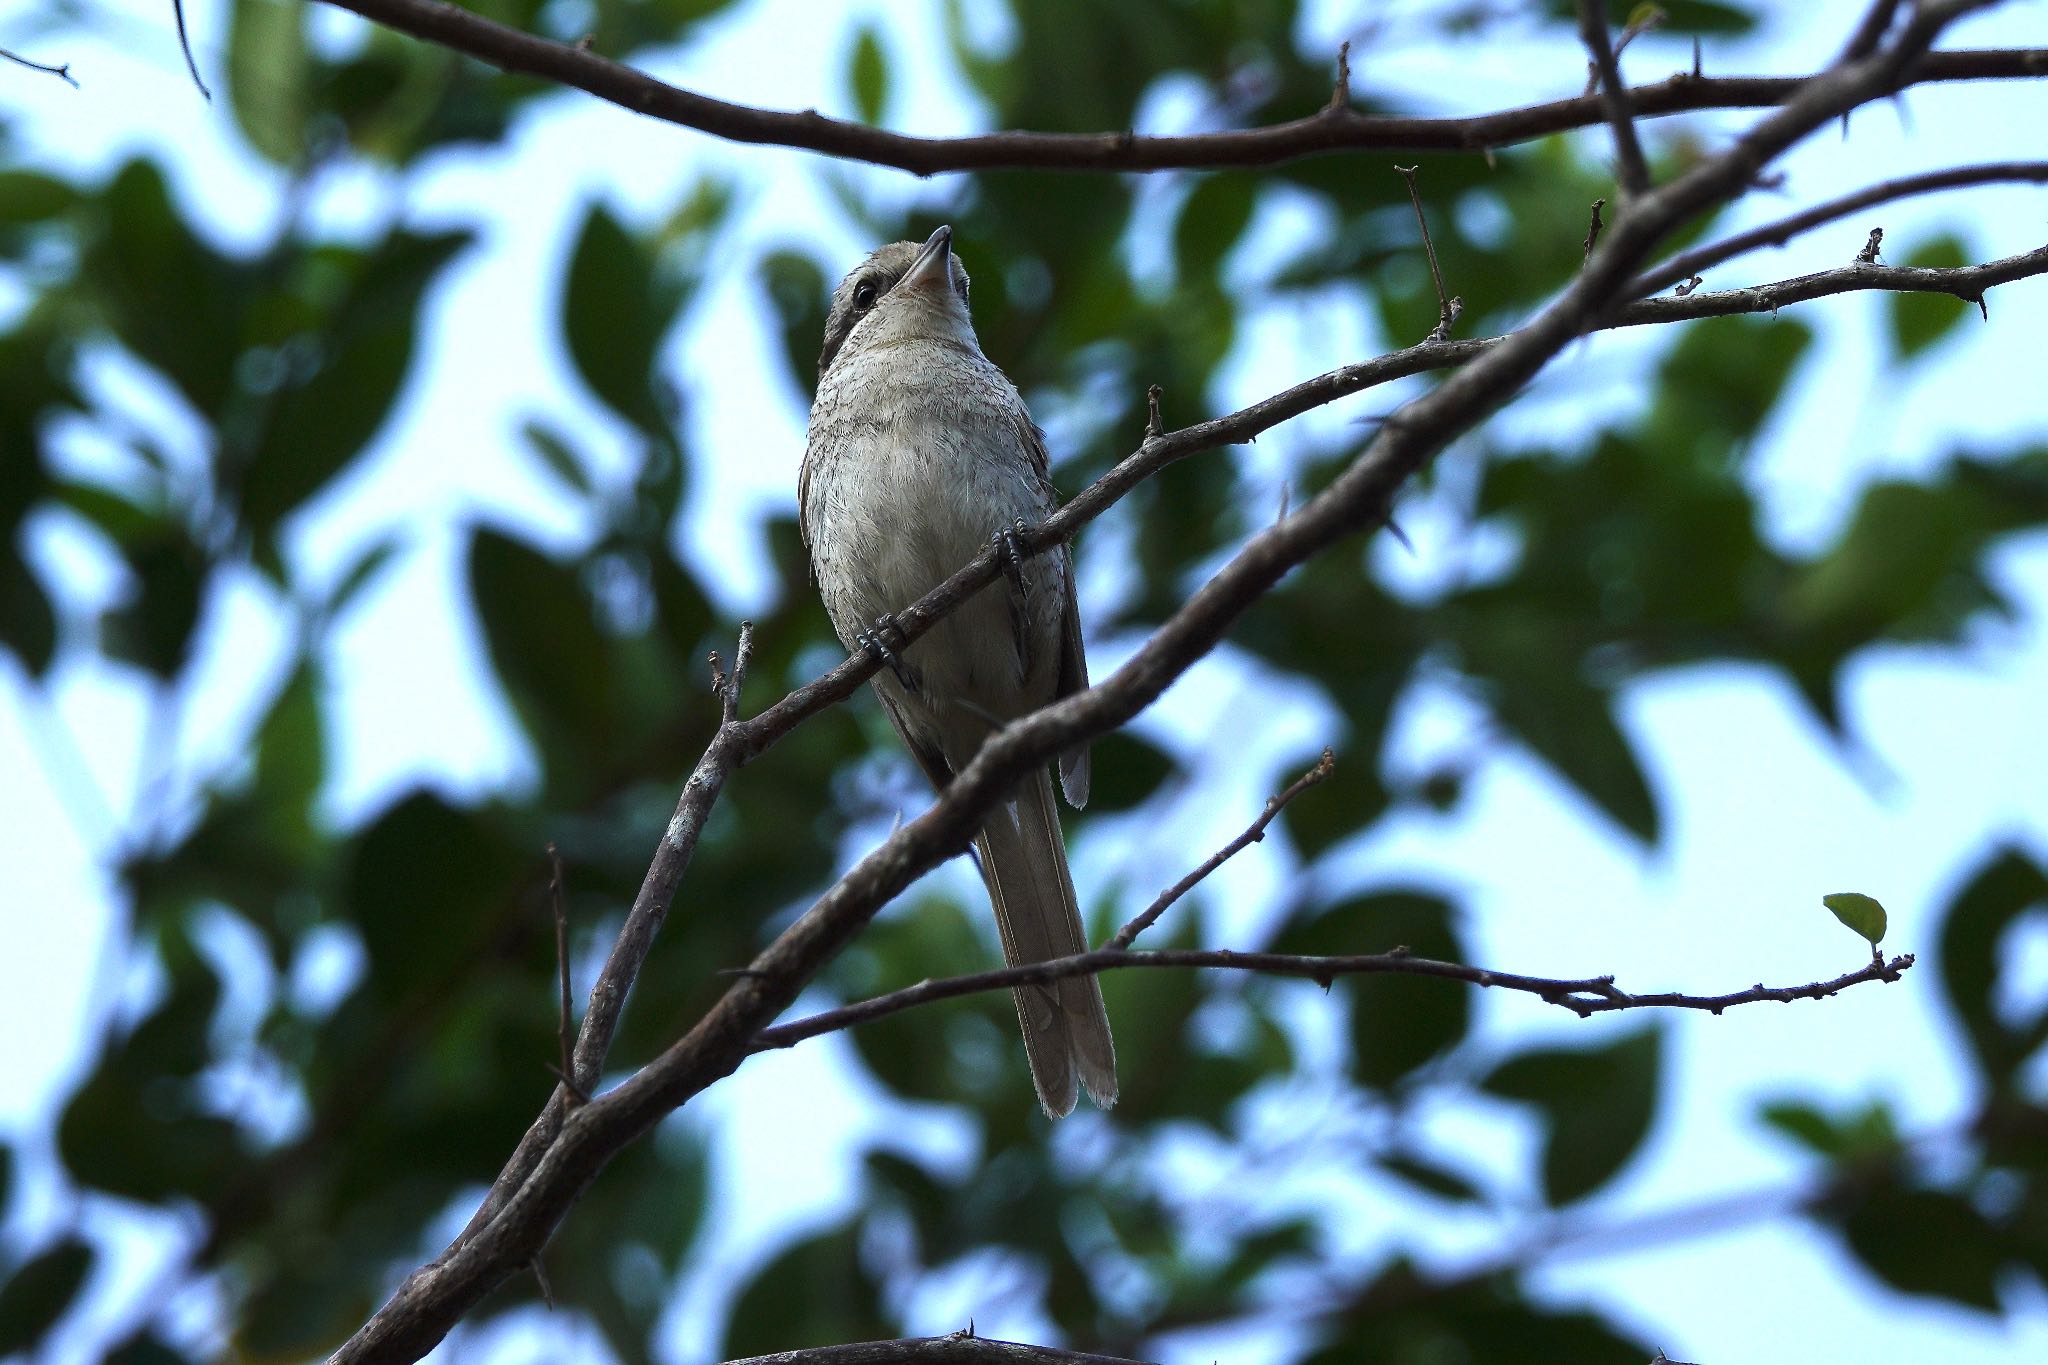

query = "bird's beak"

[{"left": 901, "top": 224, "right": 954, "bottom": 294}]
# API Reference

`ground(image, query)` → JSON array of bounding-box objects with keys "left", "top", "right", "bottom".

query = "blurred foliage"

[{"left": 1, "top": 0, "right": 2044, "bottom": 1361}]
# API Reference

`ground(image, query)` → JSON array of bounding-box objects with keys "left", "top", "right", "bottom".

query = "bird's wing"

[{"left": 1013, "top": 414, "right": 1093, "bottom": 809}]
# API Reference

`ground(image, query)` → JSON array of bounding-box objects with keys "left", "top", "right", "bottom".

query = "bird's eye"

[{"left": 852, "top": 280, "right": 878, "bottom": 310}]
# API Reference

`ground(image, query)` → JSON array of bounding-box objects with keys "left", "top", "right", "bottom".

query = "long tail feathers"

[{"left": 974, "top": 768, "right": 1118, "bottom": 1117}]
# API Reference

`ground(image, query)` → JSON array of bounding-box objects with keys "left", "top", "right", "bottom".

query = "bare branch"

[
  {"left": 1840, "top": 0, "right": 1906, "bottom": 64},
  {"left": 1, "top": 45, "right": 78, "bottom": 87},
  {"left": 1630, "top": 160, "right": 2048, "bottom": 296},
  {"left": 1614, "top": 241, "right": 2048, "bottom": 327},
  {"left": 1108, "top": 749, "right": 1335, "bottom": 950},
  {"left": 170, "top": 0, "right": 211, "bottom": 100},
  {"left": 725, "top": 1333, "right": 1148, "bottom": 1365},
  {"left": 1395, "top": 166, "right": 1461, "bottom": 340},
  {"left": 754, "top": 948, "right": 1916, "bottom": 1052},
  {"left": 1577, "top": 0, "right": 1652, "bottom": 197},
  {"left": 545, "top": 845, "right": 583, "bottom": 1106},
  {"left": 315, "top": 0, "right": 2045, "bottom": 174},
  {"left": 724, "top": 1334, "right": 1149, "bottom": 1365}
]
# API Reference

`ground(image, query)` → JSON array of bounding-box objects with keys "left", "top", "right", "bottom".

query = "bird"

[{"left": 798, "top": 224, "right": 1117, "bottom": 1118}]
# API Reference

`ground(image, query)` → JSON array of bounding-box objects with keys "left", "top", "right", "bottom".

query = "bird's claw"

[
  {"left": 857, "top": 613, "right": 920, "bottom": 692},
  {"left": 993, "top": 519, "right": 1034, "bottom": 674}
]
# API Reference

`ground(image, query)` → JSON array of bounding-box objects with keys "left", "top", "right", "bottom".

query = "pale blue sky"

[{"left": 3, "top": 2, "right": 2046, "bottom": 1361}]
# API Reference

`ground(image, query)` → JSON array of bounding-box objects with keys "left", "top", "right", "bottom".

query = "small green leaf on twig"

[{"left": 1823, "top": 892, "right": 1887, "bottom": 949}]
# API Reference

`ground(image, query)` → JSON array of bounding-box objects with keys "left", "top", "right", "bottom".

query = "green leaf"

[
  {"left": 1174, "top": 173, "right": 1258, "bottom": 281},
  {"left": 1270, "top": 891, "right": 1468, "bottom": 1089},
  {"left": 1937, "top": 847, "right": 2048, "bottom": 1082},
  {"left": 86, "top": 161, "right": 246, "bottom": 416},
  {"left": 562, "top": 202, "right": 676, "bottom": 434},
  {"left": 0, "top": 1237, "right": 94, "bottom": 1354},
  {"left": 324, "top": 533, "right": 404, "bottom": 617},
  {"left": 1758, "top": 1096, "right": 1900, "bottom": 1161},
  {"left": 848, "top": 26, "right": 889, "bottom": 125},
  {"left": 227, "top": 0, "right": 310, "bottom": 164},
  {"left": 242, "top": 230, "right": 473, "bottom": 541},
  {"left": 0, "top": 548, "right": 55, "bottom": 676},
  {"left": 347, "top": 792, "right": 528, "bottom": 1000},
  {"left": 0, "top": 169, "right": 76, "bottom": 225},
  {"left": 1481, "top": 1027, "right": 1663, "bottom": 1205},
  {"left": 468, "top": 526, "right": 615, "bottom": 771},
  {"left": 1082, "top": 731, "right": 1175, "bottom": 812},
  {"left": 1887, "top": 234, "right": 1973, "bottom": 359},
  {"left": 719, "top": 1224, "right": 887, "bottom": 1360},
  {"left": 521, "top": 416, "right": 593, "bottom": 498},
  {"left": 1822, "top": 891, "right": 1887, "bottom": 948},
  {"left": 1842, "top": 1188, "right": 2005, "bottom": 1312},
  {"left": 1377, "top": 1150, "right": 1489, "bottom": 1204}
]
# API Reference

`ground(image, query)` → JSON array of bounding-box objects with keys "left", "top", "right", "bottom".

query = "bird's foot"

[
  {"left": 857, "top": 613, "right": 921, "bottom": 692},
  {"left": 992, "top": 518, "right": 1034, "bottom": 672}
]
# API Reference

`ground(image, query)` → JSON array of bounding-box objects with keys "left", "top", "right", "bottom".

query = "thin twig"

[
  {"left": 170, "top": 0, "right": 212, "bottom": 100},
  {"left": 1583, "top": 197, "right": 1608, "bottom": 262},
  {"left": 1840, "top": 0, "right": 1905, "bottom": 64},
  {"left": 0, "top": 45, "right": 78, "bottom": 87},
  {"left": 316, "top": 0, "right": 2047, "bottom": 173},
  {"left": 723, "top": 1334, "right": 1147, "bottom": 1365},
  {"left": 1577, "top": 0, "right": 1652, "bottom": 197},
  {"left": 546, "top": 845, "right": 581, "bottom": 1107},
  {"left": 1395, "top": 165, "right": 1460, "bottom": 340},
  {"left": 1108, "top": 749, "right": 1335, "bottom": 950},
  {"left": 1630, "top": 160, "right": 2048, "bottom": 296},
  {"left": 1325, "top": 40, "right": 1352, "bottom": 114},
  {"left": 754, "top": 950, "right": 1916, "bottom": 1052}
]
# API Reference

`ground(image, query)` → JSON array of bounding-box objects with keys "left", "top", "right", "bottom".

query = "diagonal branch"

[
  {"left": 316, "top": 0, "right": 2044, "bottom": 174},
  {"left": 1630, "top": 160, "right": 2048, "bottom": 297},
  {"left": 723, "top": 1334, "right": 1149, "bottom": 1365},
  {"left": 1, "top": 45, "right": 78, "bottom": 87},
  {"left": 1108, "top": 748, "right": 1335, "bottom": 950},
  {"left": 1577, "top": 0, "right": 1652, "bottom": 197},
  {"left": 754, "top": 949, "right": 1916, "bottom": 1052}
]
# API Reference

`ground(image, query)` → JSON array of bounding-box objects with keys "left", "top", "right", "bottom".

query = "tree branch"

[
  {"left": 315, "top": 0, "right": 2044, "bottom": 174},
  {"left": 1108, "top": 748, "right": 1335, "bottom": 950},
  {"left": 723, "top": 1334, "right": 1149, "bottom": 1365},
  {"left": 1616, "top": 241, "right": 2048, "bottom": 325},
  {"left": 326, "top": 8, "right": 2016, "bottom": 1358},
  {"left": 753, "top": 949, "right": 1916, "bottom": 1052},
  {"left": 1630, "top": 160, "right": 2048, "bottom": 296},
  {"left": 1577, "top": 0, "right": 1652, "bottom": 197},
  {"left": 1, "top": 45, "right": 78, "bottom": 87}
]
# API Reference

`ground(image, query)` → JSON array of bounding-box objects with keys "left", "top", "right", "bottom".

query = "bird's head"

[{"left": 818, "top": 225, "right": 978, "bottom": 376}]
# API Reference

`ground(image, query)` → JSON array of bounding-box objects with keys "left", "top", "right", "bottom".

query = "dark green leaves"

[
  {"left": 1482, "top": 1028, "right": 1663, "bottom": 1206},
  {"left": 721, "top": 1225, "right": 886, "bottom": 1361},
  {"left": 848, "top": 26, "right": 889, "bottom": 125},
  {"left": 0, "top": 1238, "right": 94, "bottom": 1355},
  {"left": 1888, "top": 234, "right": 1974, "bottom": 358},
  {"left": 1271, "top": 891, "right": 1469, "bottom": 1090},
  {"left": 1843, "top": 1189, "right": 2006, "bottom": 1313},
  {"left": 562, "top": 202, "right": 681, "bottom": 436},
  {"left": 1937, "top": 847, "right": 2048, "bottom": 1085},
  {"left": 238, "top": 230, "right": 473, "bottom": 541},
  {"left": 226, "top": 0, "right": 310, "bottom": 164}
]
